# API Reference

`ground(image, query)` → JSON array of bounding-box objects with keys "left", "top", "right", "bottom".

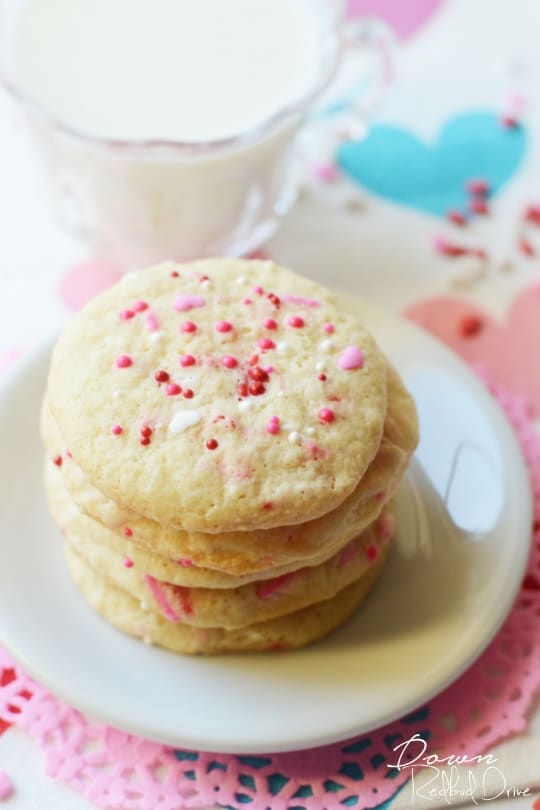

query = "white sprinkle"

[
  {"left": 238, "top": 399, "right": 253, "bottom": 412},
  {"left": 236, "top": 276, "right": 247, "bottom": 284},
  {"left": 169, "top": 410, "right": 202, "bottom": 434},
  {"left": 142, "top": 635, "right": 153, "bottom": 646},
  {"left": 306, "top": 427, "right": 315, "bottom": 435},
  {"left": 320, "top": 339, "right": 334, "bottom": 352},
  {"left": 288, "top": 431, "right": 301, "bottom": 444},
  {"left": 112, "top": 389, "right": 122, "bottom": 399},
  {"left": 316, "top": 361, "right": 326, "bottom": 372},
  {"left": 140, "top": 601, "right": 149, "bottom": 612},
  {"left": 277, "top": 341, "right": 289, "bottom": 353},
  {"left": 149, "top": 331, "right": 163, "bottom": 343},
  {"left": 200, "top": 279, "right": 211, "bottom": 289},
  {"left": 226, "top": 483, "right": 240, "bottom": 495}
]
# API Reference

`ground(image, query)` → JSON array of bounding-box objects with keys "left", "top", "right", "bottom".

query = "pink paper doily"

[{"left": 0, "top": 366, "right": 539, "bottom": 810}]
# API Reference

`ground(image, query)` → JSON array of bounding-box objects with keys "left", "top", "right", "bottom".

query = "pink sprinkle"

[
  {"left": 179, "top": 354, "right": 196, "bottom": 367},
  {"left": 367, "top": 544, "right": 379, "bottom": 561},
  {"left": 119, "top": 309, "right": 135, "bottom": 321},
  {"left": 258, "top": 337, "right": 275, "bottom": 350},
  {"left": 174, "top": 294, "right": 206, "bottom": 312},
  {"left": 243, "top": 298, "right": 253, "bottom": 305},
  {"left": 180, "top": 320, "right": 197, "bottom": 333},
  {"left": 338, "top": 345, "right": 364, "bottom": 370},
  {"left": 166, "top": 383, "right": 182, "bottom": 396},
  {"left": 253, "top": 285, "right": 264, "bottom": 295},
  {"left": 380, "top": 513, "right": 395, "bottom": 540},
  {"left": 324, "top": 323, "right": 335, "bottom": 334},
  {"left": 146, "top": 311, "right": 159, "bottom": 331},
  {"left": 216, "top": 320, "right": 233, "bottom": 333},
  {"left": 265, "top": 365, "right": 274, "bottom": 373},
  {"left": 256, "top": 571, "right": 297, "bottom": 600},
  {"left": 338, "top": 542, "right": 359, "bottom": 567},
  {"left": 111, "top": 424, "right": 123, "bottom": 435},
  {"left": 222, "top": 355, "right": 238, "bottom": 369},
  {"left": 288, "top": 315, "right": 305, "bottom": 328},
  {"left": 123, "top": 527, "right": 133, "bottom": 537},
  {"left": 116, "top": 354, "right": 132, "bottom": 368},
  {"left": 313, "top": 161, "right": 339, "bottom": 183},
  {"left": 66, "top": 450, "right": 72, "bottom": 459},
  {"left": 144, "top": 574, "right": 180, "bottom": 623},
  {"left": 178, "top": 558, "right": 194, "bottom": 568},
  {"left": 0, "top": 771, "right": 13, "bottom": 801},
  {"left": 283, "top": 295, "right": 321, "bottom": 308},
  {"left": 266, "top": 416, "right": 281, "bottom": 435},
  {"left": 264, "top": 318, "right": 278, "bottom": 330},
  {"left": 133, "top": 300, "right": 149, "bottom": 312},
  {"left": 124, "top": 558, "right": 134, "bottom": 568},
  {"left": 318, "top": 407, "right": 335, "bottom": 424},
  {"left": 466, "top": 178, "right": 490, "bottom": 197}
]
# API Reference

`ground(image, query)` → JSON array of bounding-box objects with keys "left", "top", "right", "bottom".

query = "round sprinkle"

[
  {"left": 166, "top": 383, "right": 182, "bottom": 396},
  {"left": 316, "top": 361, "right": 326, "bottom": 372},
  {"left": 133, "top": 300, "right": 149, "bottom": 312},
  {"left": 119, "top": 309, "right": 135, "bottom": 320},
  {"left": 306, "top": 427, "right": 315, "bottom": 436},
  {"left": 466, "top": 178, "right": 490, "bottom": 196},
  {"left": 178, "top": 558, "right": 194, "bottom": 567},
  {"left": 180, "top": 321, "right": 197, "bottom": 333},
  {"left": 318, "top": 373, "right": 327, "bottom": 381},
  {"left": 53, "top": 455, "right": 63, "bottom": 467},
  {"left": 470, "top": 198, "right": 489, "bottom": 215},
  {"left": 288, "top": 315, "right": 305, "bottom": 328},
  {"left": 222, "top": 355, "right": 238, "bottom": 369},
  {"left": 237, "top": 276, "right": 247, "bottom": 284},
  {"left": 318, "top": 407, "right": 335, "bottom": 424},
  {"left": 123, "top": 527, "right": 133, "bottom": 537},
  {"left": 265, "top": 365, "right": 274, "bottom": 374},
  {"left": 367, "top": 544, "right": 379, "bottom": 561},
  {"left": 338, "top": 345, "right": 364, "bottom": 370},
  {"left": 258, "top": 337, "right": 276, "bottom": 350},
  {"left": 264, "top": 318, "right": 278, "bottom": 330},
  {"left": 0, "top": 771, "right": 13, "bottom": 801},
  {"left": 171, "top": 271, "right": 180, "bottom": 277},
  {"left": 116, "top": 354, "right": 133, "bottom": 368},
  {"left": 216, "top": 320, "right": 233, "bottom": 333},
  {"left": 447, "top": 210, "right": 467, "bottom": 226},
  {"left": 124, "top": 558, "right": 134, "bottom": 568},
  {"left": 154, "top": 369, "right": 170, "bottom": 383},
  {"left": 459, "top": 314, "right": 483, "bottom": 337},
  {"left": 323, "top": 323, "right": 335, "bottom": 334},
  {"left": 140, "top": 425, "right": 153, "bottom": 438},
  {"left": 320, "top": 339, "right": 333, "bottom": 352},
  {"left": 267, "top": 416, "right": 281, "bottom": 435},
  {"left": 253, "top": 285, "right": 264, "bottom": 295},
  {"left": 206, "top": 438, "right": 219, "bottom": 450},
  {"left": 288, "top": 431, "right": 301, "bottom": 444},
  {"left": 249, "top": 381, "right": 266, "bottom": 396},
  {"left": 140, "top": 436, "right": 151, "bottom": 446},
  {"left": 243, "top": 298, "right": 253, "bottom": 305},
  {"left": 111, "top": 424, "right": 123, "bottom": 435},
  {"left": 249, "top": 366, "right": 268, "bottom": 381},
  {"left": 183, "top": 388, "right": 194, "bottom": 399},
  {"left": 179, "top": 354, "right": 196, "bottom": 367}
]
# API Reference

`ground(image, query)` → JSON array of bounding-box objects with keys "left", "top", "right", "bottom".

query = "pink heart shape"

[
  {"left": 405, "top": 284, "right": 540, "bottom": 417},
  {"left": 347, "top": 0, "right": 445, "bottom": 39}
]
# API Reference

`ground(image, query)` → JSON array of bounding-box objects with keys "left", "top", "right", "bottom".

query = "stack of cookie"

[{"left": 42, "top": 259, "right": 418, "bottom": 654}]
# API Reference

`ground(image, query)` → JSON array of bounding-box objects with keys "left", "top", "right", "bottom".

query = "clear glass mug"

[{"left": 0, "top": 0, "right": 394, "bottom": 268}]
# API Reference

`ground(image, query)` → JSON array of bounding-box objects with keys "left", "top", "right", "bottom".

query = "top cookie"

[{"left": 47, "top": 259, "right": 388, "bottom": 532}]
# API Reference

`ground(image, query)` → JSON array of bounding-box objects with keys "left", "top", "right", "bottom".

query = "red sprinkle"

[
  {"left": 318, "top": 373, "right": 327, "bottom": 381},
  {"left": 180, "top": 321, "right": 197, "bottom": 333},
  {"left": 318, "top": 407, "right": 335, "bottom": 424},
  {"left": 199, "top": 275, "right": 210, "bottom": 283},
  {"left": 170, "top": 271, "right": 180, "bottom": 277},
  {"left": 206, "top": 438, "right": 219, "bottom": 450},
  {"left": 154, "top": 369, "right": 170, "bottom": 383},
  {"left": 53, "top": 455, "right": 62, "bottom": 467},
  {"left": 519, "top": 238, "right": 535, "bottom": 257},
  {"left": 140, "top": 425, "right": 153, "bottom": 438},
  {"left": 111, "top": 424, "right": 123, "bottom": 435},
  {"left": 132, "top": 300, "right": 149, "bottom": 312},
  {"left": 262, "top": 501, "right": 274, "bottom": 510},
  {"left": 248, "top": 366, "right": 269, "bottom": 382},
  {"left": 264, "top": 318, "right": 278, "bottom": 330},
  {"left": 249, "top": 381, "right": 266, "bottom": 396},
  {"left": 258, "top": 337, "right": 276, "bottom": 350},
  {"left": 501, "top": 115, "right": 519, "bottom": 129},
  {"left": 166, "top": 383, "right": 182, "bottom": 396},
  {"left": 267, "top": 292, "right": 281, "bottom": 308},
  {"left": 123, "top": 527, "right": 133, "bottom": 537},
  {"left": 470, "top": 199, "right": 489, "bottom": 215},
  {"left": 216, "top": 320, "right": 233, "bottom": 333},
  {"left": 324, "top": 323, "right": 335, "bottom": 334},
  {"left": 459, "top": 314, "right": 484, "bottom": 337},
  {"left": 116, "top": 354, "right": 133, "bottom": 368},
  {"left": 238, "top": 382, "right": 248, "bottom": 397},
  {"left": 119, "top": 309, "right": 135, "bottom": 321},
  {"left": 124, "top": 558, "right": 134, "bottom": 568},
  {"left": 221, "top": 355, "right": 238, "bottom": 369},
  {"left": 466, "top": 178, "right": 490, "bottom": 197},
  {"left": 179, "top": 354, "right": 196, "bottom": 367},
  {"left": 183, "top": 388, "right": 194, "bottom": 399},
  {"left": 366, "top": 544, "right": 379, "bottom": 561},
  {"left": 140, "top": 436, "right": 151, "bottom": 446},
  {"left": 447, "top": 210, "right": 467, "bottom": 226},
  {"left": 288, "top": 315, "right": 305, "bottom": 328},
  {"left": 524, "top": 205, "right": 540, "bottom": 225}
]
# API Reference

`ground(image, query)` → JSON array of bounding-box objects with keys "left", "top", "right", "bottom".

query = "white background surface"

[{"left": 1, "top": 0, "right": 540, "bottom": 807}]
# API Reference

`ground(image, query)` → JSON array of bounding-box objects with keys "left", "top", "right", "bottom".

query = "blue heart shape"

[{"left": 336, "top": 112, "right": 527, "bottom": 217}]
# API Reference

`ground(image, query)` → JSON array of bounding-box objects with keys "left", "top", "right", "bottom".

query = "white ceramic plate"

[{"left": 0, "top": 304, "right": 531, "bottom": 754}]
